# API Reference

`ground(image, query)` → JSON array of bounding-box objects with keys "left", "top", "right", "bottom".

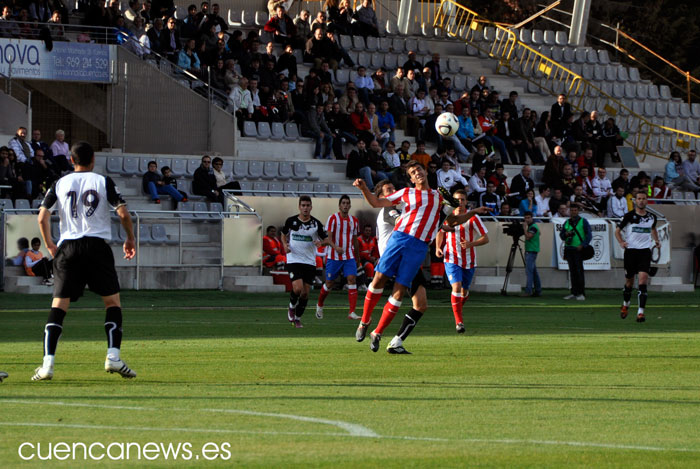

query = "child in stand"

[
  {"left": 161, "top": 166, "right": 188, "bottom": 202},
  {"left": 24, "top": 237, "right": 53, "bottom": 285}
]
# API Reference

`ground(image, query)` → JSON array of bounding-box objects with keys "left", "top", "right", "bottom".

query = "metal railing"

[
  {"left": 0, "top": 70, "right": 32, "bottom": 131},
  {"left": 0, "top": 20, "right": 122, "bottom": 44},
  {"left": 433, "top": 0, "right": 700, "bottom": 162}
]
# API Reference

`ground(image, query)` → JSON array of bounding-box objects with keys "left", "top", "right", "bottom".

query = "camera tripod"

[{"left": 501, "top": 236, "right": 526, "bottom": 296}]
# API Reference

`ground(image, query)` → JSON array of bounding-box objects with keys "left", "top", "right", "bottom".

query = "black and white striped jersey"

[
  {"left": 42, "top": 172, "right": 126, "bottom": 246},
  {"left": 618, "top": 210, "right": 657, "bottom": 250}
]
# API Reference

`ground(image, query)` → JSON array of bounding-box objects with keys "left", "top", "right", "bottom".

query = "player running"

[
  {"left": 353, "top": 161, "right": 486, "bottom": 352},
  {"left": 316, "top": 195, "right": 362, "bottom": 320},
  {"left": 281, "top": 195, "right": 342, "bottom": 328},
  {"left": 32, "top": 142, "right": 137, "bottom": 381},
  {"left": 435, "top": 189, "right": 489, "bottom": 333},
  {"left": 614, "top": 191, "right": 660, "bottom": 323}
]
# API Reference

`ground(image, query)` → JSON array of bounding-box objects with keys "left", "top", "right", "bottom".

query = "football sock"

[
  {"left": 375, "top": 297, "right": 401, "bottom": 335},
  {"left": 317, "top": 284, "right": 330, "bottom": 307},
  {"left": 105, "top": 306, "right": 123, "bottom": 360},
  {"left": 623, "top": 285, "right": 632, "bottom": 306},
  {"left": 638, "top": 284, "right": 647, "bottom": 313},
  {"left": 451, "top": 292, "right": 464, "bottom": 324},
  {"left": 289, "top": 292, "right": 300, "bottom": 310},
  {"left": 396, "top": 308, "right": 424, "bottom": 341},
  {"left": 296, "top": 297, "right": 308, "bottom": 318},
  {"left": 43, "top": 307, "right": 66, "bottom": 366},
  {"left": 347, "top": 284, "right": 358, "bottom": 314},
  {"left": 361, "top": 286, "right": 383, "bottom": 324}
]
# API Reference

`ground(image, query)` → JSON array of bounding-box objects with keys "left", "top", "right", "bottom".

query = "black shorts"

[
  {"left": 624, "top": 248, "right": 652, "bottom": 279},
  {"left": 53, "top": 237, "right": 120, "bottom": 302},
  {"left": 286, "top": 263, "right": 316, "bottom": 285},
  {"left": 410, "top": 268, "right": 428, "bottom": 297}
]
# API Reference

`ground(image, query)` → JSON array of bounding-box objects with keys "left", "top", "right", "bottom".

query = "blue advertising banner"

[{"left": 0, "top": 39, "right": 115, "bottom": 83}]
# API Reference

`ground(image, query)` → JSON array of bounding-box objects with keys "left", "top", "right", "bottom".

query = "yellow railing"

[{"left": 433, "top": 0, "right": 700, "bottom": 161}]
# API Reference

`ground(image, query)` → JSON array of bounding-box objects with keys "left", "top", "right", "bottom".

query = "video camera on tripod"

[{"left": 501, "top": 220, "right": 526, "bottom": 295}]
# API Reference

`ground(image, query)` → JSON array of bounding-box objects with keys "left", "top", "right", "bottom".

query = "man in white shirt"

[
  {"left": 683, "top": 150, "right": 700, "bottom": 186},
  {"left": 227, "top": 77, "right": 253, "bottom": 118},
  {"left": 437, "top": 159, "right": 467, "bottom": 192},
  {"left": 410, "top": 89, "right": 430, "bottom": 120},
  {"left": 607, "top": 185, "right": 627, "bottom": 218},
  {"left": 468, "top": 166, "right": 487, "bottom": 201},
  {"left": 535, "top": 186, "right": 551, "bottom": 217},
  {"left": 592, "top": 166, "right": 613, "bottom": 209},
  {"left": 353, "top": 66, "right": 375, "bottom": 107}
]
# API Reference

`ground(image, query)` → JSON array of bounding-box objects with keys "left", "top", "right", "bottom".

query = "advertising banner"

[
  {"left": 0, "top": 39, "right": 115, "bottom": 83},
  {"left": 552, "top": 217, "right": 611, "bottom": 270}
]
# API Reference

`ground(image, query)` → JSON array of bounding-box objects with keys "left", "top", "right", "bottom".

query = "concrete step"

[
  {"left": 3, "top": 275, "right": 45, "bottom": 287},
  {"left": 648, "top": 276, "right": 695, "bottom": 292},
  {"left": 471, "top": 276, "right": 521, "bottom": 293},
  {"left": 4, "top": 281, "right": 53, "bottom": 294},
  {"left": 222, "top": 276, "right": 286, "bottom": 293},
  {"left": 225, "top": 276, "right": 275, "bottom": 286}
]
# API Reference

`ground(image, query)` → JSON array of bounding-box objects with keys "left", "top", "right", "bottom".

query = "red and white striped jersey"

[
  {"left": 386, "top": 188, "right": 443, "bottom": 243},
  {"left": 444, "top": 214, "right": 488, "bottom": 268},
  {"left": 325, "top": 212, "right": 359, "bottom": 260}
]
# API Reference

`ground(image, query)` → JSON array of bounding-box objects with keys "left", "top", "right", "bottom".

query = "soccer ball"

[{"left": 435, "top": 112, "right": 459, "bottom": 137}]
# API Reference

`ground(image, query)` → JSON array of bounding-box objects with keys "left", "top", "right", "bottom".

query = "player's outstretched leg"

[
  {"left": 0, "top": 371, "right": 8, "bottom": 382},
  {"left": 104, "top": 306, "right": 136, "bottom": 378},
  {"left": 621, "top": 284, "right": 632, "bottom": 319},
  {"left": 32, "top": 307, "right": 66, "bottom": 381},
  {"left": 316, "top": 283, "right": 331, "bottom": 319},
  {"left": 636, "top": 284, "right": 647, "bottom": 322}
]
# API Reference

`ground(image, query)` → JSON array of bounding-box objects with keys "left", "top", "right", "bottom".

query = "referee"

[
  {"left": 32, "top": 142, "right": 137, "bottom": 381},
  {"left": 615, "top": 191, "right": 660, "bottom": 323}
]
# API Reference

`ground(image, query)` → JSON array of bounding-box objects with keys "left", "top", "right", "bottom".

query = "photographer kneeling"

[{"left": 560, "top": 205, "right": 592, "bottom": 300}]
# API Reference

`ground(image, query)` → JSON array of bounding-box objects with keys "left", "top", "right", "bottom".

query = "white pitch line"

[
  {"left": 1, "top": 400, "right": 377, "bottom": 437},
  {"left": 0, "top": 422, "right": 698, "bottom": 453}
]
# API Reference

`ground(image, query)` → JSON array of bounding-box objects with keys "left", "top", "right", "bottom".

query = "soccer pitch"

[{"left": 1, "top": 289, "right": 699, "bottom": 467}]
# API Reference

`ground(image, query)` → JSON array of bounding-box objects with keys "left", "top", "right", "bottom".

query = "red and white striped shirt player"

[
  {"left": 325, "top": 212, "right": 359, "bottom": 261},
  {"left": 444, "top": 214, "right": 488, "bottom": 268},
  {"left": 384, "top": 187, "right": 443, "bottom": 243}
]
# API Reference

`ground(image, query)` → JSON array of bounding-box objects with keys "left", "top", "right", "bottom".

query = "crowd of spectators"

[{"left": 1, "top": 127, "right": 72, "bottom": 202}]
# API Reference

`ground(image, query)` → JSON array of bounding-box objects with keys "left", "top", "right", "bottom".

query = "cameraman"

[
  {"left": 522, "top": 212, "right": 541, "bottom": 297},
  {"left": 559, "top": 205, "right": 591, "bottom": 300}
]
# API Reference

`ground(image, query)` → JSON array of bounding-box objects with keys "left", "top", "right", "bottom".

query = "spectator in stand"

[
  {"left": 30, "top": 129, "right": 50, "bottom": 160},
  {"left": 518, "top": 188, "right": 537, "bottom": 216},
  {"left": 497, "top": 110, "right": 529, "bottom": 165},
  {"left": 152, "top": 0, "right": 175, "bottom": 19},
  {"left": 325, "top": 28, "right": 354, "bottom": 68},
  {"left": 549, "top": 188, "right": 567, "bottom": 215},
  {"left": 389, "top": 68, "right": 409, "bottom": 99},
  {"left": 382, "top": 140, "right": 400, "bottom": 171},
  {"left": 294, "top": 9, "right": 311, "bottom": 39},
  {"left": 248, "top": 78, "right": 263, "bottom": 121},
  {"left": 354, "top": 66, "right": 374, "bottom": 106},
  {"left": 577, "top": 166, "right": 595, "bottom": 199},
  {"left": 488, "top": 162, "right": 509, "bottom": 194},
  {"left": 309, "top": 10, "right": 327, "bottom": 32},
  {"left": 228, "top": 76, "right": 253, "bottom": 124},
  {"left": 264, "top": 5, "right": 300, "bottom": 48},
  {"left": 558, "top": 164, "right": 577, "bottom": 198},
  {"left": 48, "top": 10, "right": 66, "bottom": 40},
  {"left": 180, "top": 4, "right": 199, "bottom": 39},
  {"left": 143, "top": 160, "right": 185, "bottom": 204},
  {"left": 305, "top": 27, "right": 337, "bottom": 70},
  {"left": 436, "top": 159, "right": 467, "bottom": 193},
  {"left": 24, "top": 238, "right": 53, "bottom": 285},
  {"left": 140, "top": 0, "right": 152, "bottom": 23},
  {"left": 577, "top": 147, "right": 595, "bottom": 175},
  {"left": 587, "top": 110, "right": 604, "bottom": 165},
  {"left": 480, "top": 180, "right": 502, "bottom": 214},
  {"left": 402, "top": 51, "right": 422, "bottom": 75},
  {"left": 500, "top": 91, "right": 519, "bottom": 119},
  {"left": 28, "top": 149, "right": 59, "bottom": 199},
  {"left": 146, "top": 18, "right": 165, "bottom": 55},
  {"left": 354, "top": 0, "right": 379, "bottom": 37},
  {"left": 518, "top": 108, "right": 545, "bottom": 163},
  {"left": 607, "top": 185, "right": 627, "bottom": 217},
  {"left": 397, "top": 140, "right": 411, "bottom": 164},
  {"left": 371, "top": 67, "right": 389, "bottom": 102},
  {"left": 161, "top": 16, "right": 181, "bottom": 60},
  {"left": 600, "top": 118, "right": 623, "bottom": 163},
  {"left": 390, "top": 158, "right": 412, "bottom": 189},
  {"left": 327, "top": 0, "right": 353, "bottom": 35},
  {"left": 346, "top": 139, "right": 388, "bottom": 189},
  {"left": 534, "top": 110, "right": 554, "bottom": 156},
  {"left": 456, "top": 106, "right": 476, "bottom": 153},
  {"left": 346, "top": 102, "right": 371, "bottom": 145},
  {"left": 550, "top": 93, "right": 572, "bottom": 138},
  {"left": 436, "top": 88, "right": 452, "bottom": 108},
  {"left": 535, "top": 186, "right": 551, "bottom": 217},
  {"left": 193, "top": 155, "right": 222, "bottom": 202},
  {"left": 302, "top": 105, "right": 334, "bottom": 159},
  {"left": 388, "top": 83, "right": 411, "bottom": 132},
  {"left": 0, "top": 147, "right": 13, "bottom": 198},
  {"left": 625, "top": 186, "right": 639, "bottom": 211},
  {"left": 424, "top": 53, "right": 442, "bottom": 83},
  {"left": 211, "top": 157, "right": 241, "bottom": 195},
  {"left": 326, "top": 101, "right": 355, "bottom": 159},
  {"left": 570, "top": 111, "right": 592, "bottom": 156},
  {"left": 570, "top": 184, "right": 600, "bottom": 215},
  {"left": 665, "top": 151, "right": 700, "bottom": 191},
  {"left": 7, "top": 237, "right": 29, "bottom": 266},
  {"left": 9, "top": 126, "right": 34, "bottom": 167},
  {"left": 592, "top": 167, "right": 613, "bottom": 210},
  {"left": 376, "top": 101, "right": 396, "bottom": 148},
  {"left": 365, "top": 102, "right": 387, "bottom": 149},
  {"left": 161, "top": 166, "right": 188, "bottom": 200},
  {"left": 267, "top": 0, "right": 296, "bottom": 17},
  {"left": 478, "top": 108, "right": 510, "bottom": 164},
  {"left": 612, "top": 168, "right": 630, "bottom": 193},
  {"left": 405, "top": 69, "right": 421, "bottom": 100},
  {"left": 542, "top": 145, "right": 565, "bottom": 189},
  {"left": 263, "top": 225, "right": 287, "bottom": 269},
  {"left": 468, "top": 166, "right": 487, "bottom": 202},
  {"left": 470, "top": 75, "right": 488, "bottom": 94},
  {"left": 410, "top": 88, "right": 430, "bottom": 132},
  {"left": 410, "top": 140, "right": 431, "bottom": 168},
  {"left": 276, "top": 44, "right": 298, "bottom": 78},
  {"left": 510, "top": 165, "right": 535, "bottom": 205},
  {"left": 683, "top": 149, "right": 700, "bottom": 187},
  {"left": 177, "top": 39, "right": 202, "bottom": 77},
  {"left": 650, "top": 176, "right": 672, "bottom": 204}
]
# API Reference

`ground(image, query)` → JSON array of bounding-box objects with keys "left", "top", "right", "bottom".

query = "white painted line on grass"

[{"left": 0, "top": 422, "right": 698, "bottom": 453}]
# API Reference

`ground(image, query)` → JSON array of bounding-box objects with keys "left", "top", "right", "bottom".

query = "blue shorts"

[
  {"left": 325, "top": 259, "right": 358, "bottom": 281},
  {"left": 376, "top": 231, "right": 429, "bottom": 288},
  {"left": 445, "top": 262, "right": 476, "bottom": 289}
]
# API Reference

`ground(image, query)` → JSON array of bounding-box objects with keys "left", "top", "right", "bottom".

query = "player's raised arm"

[
  {"left": 116, "top": 205, "right": 136, "bottom": 260},
  {"left": 444, "top": 206, "right": 490, "bottom": 227},
  {"left": 37, "top": 207, "right": 57, "bottom": 257},
  {"left": 353, "top": 179, "right": 393, "bottom": 208}
]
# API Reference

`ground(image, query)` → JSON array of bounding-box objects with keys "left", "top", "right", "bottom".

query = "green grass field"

[{"left": 1, "top": 288, "right": 700, "bottom": 467}]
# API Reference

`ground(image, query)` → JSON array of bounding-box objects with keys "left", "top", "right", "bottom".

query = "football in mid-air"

[{"left": 435, "top": 112, "right": 459, "bottom": 137}]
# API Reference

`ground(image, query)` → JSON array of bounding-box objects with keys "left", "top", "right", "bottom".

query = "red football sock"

[
  {"left": 347, "top": 284, "right": 358, "bottom": 314},
  {"left": 451, "top": 292, "right": 464, "bottom": 324},
  {"left": 317, "top": 284, "right": 330, "bottom": 307},
  {"left": 361, "top": 286, "right": 383, "bottom": 324},
  {"left": 375, "top": 297, "right": 402, "bottom": 335}
]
